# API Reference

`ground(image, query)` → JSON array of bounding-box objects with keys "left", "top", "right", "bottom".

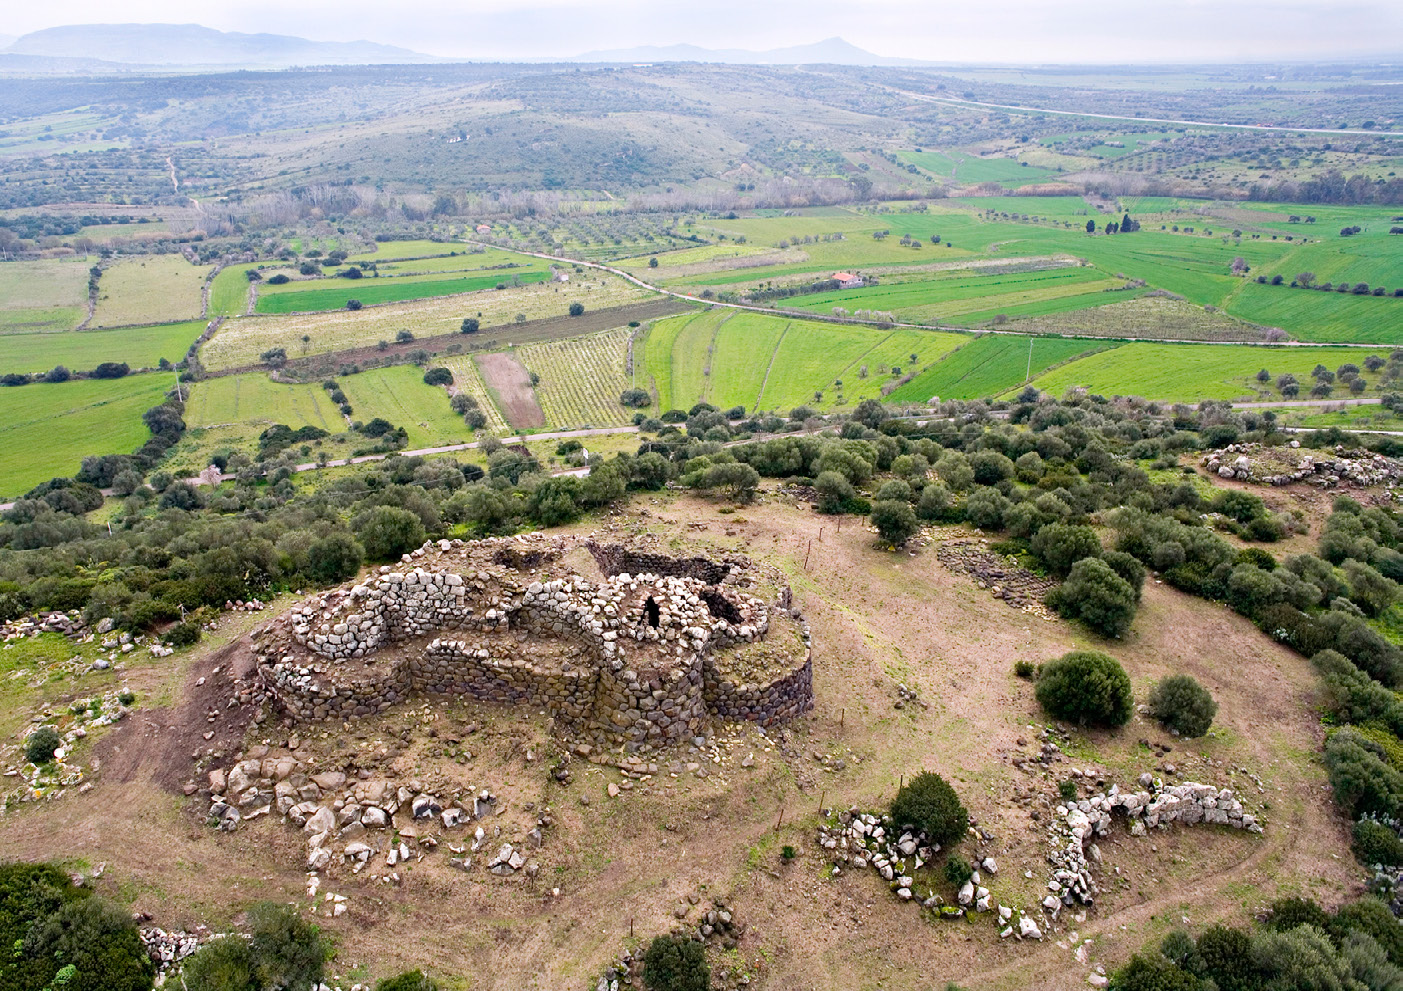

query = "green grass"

[
  {"left": 184, "top": 373, "right": 344, "bottom": 433},
  {"left": 749, "top": 321, "right": 886, "bottom": 411},
  {"left": 897, "top": 151, "right": 1058, "bottom": 186},
  {"left": 0, "top": 259, "right": 89, "bottom": 334},
  {"left": 0, "top": 320, "right": 205, "bottom": 374},
  {"left": 253, "top": 270, "right": 553, "bottom": 314},
  {"left": 1025, "top": 342, "right": 1397, "bottom": 402},
  {"left": 208, "top": 264, "right": 259, "bottom": 318},
  {"left": 334, "top": 365, "right": 468, "bottom": 449},
  {"left": 707, "top": 312, "right": 790, "bottom": 412},
  {"left": 1227, "top": 283, "right": 1403, "bottom": 344},
  {"left": 788, "top": 266, "right": 1121, "bottom": 325},
  {"left": 0, "top": 374, "right": 171, "bottom": 496},
  {"left": 345, "top": 240, "right": 468, "bottom": 263},
  {"left": 888, "top": 334, "right": 1113, "bottom": 403}
]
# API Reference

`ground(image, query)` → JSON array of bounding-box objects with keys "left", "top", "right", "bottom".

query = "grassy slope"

[
  {"left": 185, "top": 373, "right": 344, "bottom": 432},
  {"left": 1027, "top": 342, "right": 1396, "bottom": 401},
  {"left": 0, "top": 321, "right": 205, "bottom": 374},
  {"left": 0, "top": 259, "right": 89, "bottom": 334},
  {"left": 888, "top": 334, "right": 1115, "bottom": 403},
  {"left": 0, "top": 375, "right": 170, "bottom": 495},
  {"left": 335, "top": 365, "right": 467, "bottom": 449}
]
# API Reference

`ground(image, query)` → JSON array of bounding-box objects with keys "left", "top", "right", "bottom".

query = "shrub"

[
  {"left": 1058, "top": 779, "right": 1078, "bottom": 801},
  {"left": 568, "top": 302, "right": 585, "bottom": 317},
  {"left": 179, "top": 936, "right": 257, "bottom": 991},
  {"left": 1035, "top": 650, "right": 1134, "bottom": 728},
  {"left": 1354, "top": 819, "right": 1403, "bottom": 867},
  {"left": 377, "top": 970, "right": 440, "bottom": 991},
  {"left": 346, "top": 299, "right": 363, "bottom": 310},
  {"left": 942, "top": 855, "right": 973, "bottom": 886},
  {"left": 167, "top": 619, "right": 202, "bottom": 647},
  {"left": 1147, "top": 674, "right": 1217, "bottom": 737},
  {"left": 620, "top": 388, "right": 651, "bottom": 408},
  {"left": 353, "top": 505, "right": 427, "bottom": 561},
  {"left": 1014, "top": 659, "right": 1036, "bottom": 679},
  {"left": 306, "top": 534, "right": 364, "bottom": 584},
  {"left": 814, "top": 471, "right": 855, "bottom": 514},
  {"left": 916, "top": 482, "right": 954, "bottom": 521},
  {"left": 422, "top": 367, "right": 453, "bottom": 387},
  {"left": 1030, "top": 522, "right": 1101, "bottom": 576},
  {"left": 889, "top": 771, "right": 968, "bottom": 848},
  {"left": 19, "top": 895, "right": 154, "bottom": 991},
  {"left": 246, "top": 902, "right": 327, "bottom": 991},
  {"left": 26, "top": 726, "right": 61, "bottom": 764},
  {"left": 1045, "top": 558, "right": 1138, "bottom": 638},
  {"left": 1324, "top": 728, "right": 1403, "bottom": 818},
  {"left": 870, "top": 499, "right": 919, "bottom": 546},
  {"left": 643, "top": 935, "right": 708, "bottom": 991}
]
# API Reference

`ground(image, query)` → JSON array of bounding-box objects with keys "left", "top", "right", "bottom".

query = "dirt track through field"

[{"left": 476, "top": 352, "right": 546, "bottom": 429}]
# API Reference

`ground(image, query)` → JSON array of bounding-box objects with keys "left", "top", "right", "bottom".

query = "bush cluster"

[
  {"left": 889, "top": 771, "right": 968, "bottom": 848},
  {"left": 1035, "top": 650, "right": 1133, "bottom": 728}
]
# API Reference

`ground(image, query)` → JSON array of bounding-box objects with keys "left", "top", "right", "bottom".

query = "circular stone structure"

[{"left": 253, "top": 533, "right": 814, "bottom": 750}]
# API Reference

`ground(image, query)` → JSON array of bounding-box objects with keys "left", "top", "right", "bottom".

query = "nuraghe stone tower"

[{"left": 254, "top": 533, "right": 814, "bottom": 750}]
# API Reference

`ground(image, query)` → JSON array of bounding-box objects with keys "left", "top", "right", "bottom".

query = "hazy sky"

[{"left": 5, "top": 0, "right": 1402, "bottom": 61}]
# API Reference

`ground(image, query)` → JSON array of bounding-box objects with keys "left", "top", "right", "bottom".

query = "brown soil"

[
  {"left": 0, "top": 492, "right": 1363, "bottom": 991},
  {"left": 478, "top": 352, "right": 546, "bottom": 430}
]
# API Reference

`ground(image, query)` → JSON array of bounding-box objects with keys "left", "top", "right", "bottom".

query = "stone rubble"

[{"left": 1204, "top": 443, "right": 1403, "bottom": 494}]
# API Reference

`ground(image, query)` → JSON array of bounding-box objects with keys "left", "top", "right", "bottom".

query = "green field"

[
  {"left": 789, "top": 266, "right": 1122, "bottom": 325},
  {"left": 253, "top": 270, "right": 552, "bottom": 314},
  {"left": 1026, "top": 342, "right": 1397, "bottom": 402},
  {"left": 0, "top": 259, "right": 89, "bottom": 334},
  {"left": 184, "top": 372, "right": 345, "bottom": 433},
  {"left": 897, "top": 151, "right": 1059, "bottom": 185},
  {"left": 887, "top": 334, "right": 1114, "bottom": 403},
  {"left": 0, "top": 320, "right": 205, "bottom": 374},
  {"left": 640, "top": 309, "right": 967, "bottom": 413},
  {"left": 0, "top": 374, "right": 171, "bottom": 495},
  {"left": 334, "top": 365, "right": 469, "bottom": 449}
]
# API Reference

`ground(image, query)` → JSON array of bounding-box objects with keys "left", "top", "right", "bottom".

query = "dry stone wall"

[{"left": 254, "top": 534, "right": 813, "bottom": 750}]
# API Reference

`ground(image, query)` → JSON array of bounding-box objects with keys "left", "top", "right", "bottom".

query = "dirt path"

[{"left": 476, "top": 352, "right": 546, "bottom": 430}]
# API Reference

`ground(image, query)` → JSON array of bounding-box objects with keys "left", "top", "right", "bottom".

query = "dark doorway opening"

[{"left": 644, "top": 596, "right": 661, "bottom": 628}]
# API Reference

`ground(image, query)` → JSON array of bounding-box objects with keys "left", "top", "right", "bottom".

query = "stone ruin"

[
  {"left": 1204, "top": 442, "right": 1403, "bottom": 493},
  {"left": 253, "top": 533, "right": 814, "bottom": 751}
]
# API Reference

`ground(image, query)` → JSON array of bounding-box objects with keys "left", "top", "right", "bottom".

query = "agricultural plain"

[
  {"left": 0, "top": 258, "right": 89, "bottom": 334},
  {"left": 0, "top": 374, "right": 170, "bottom": 495},
  {"left": 0, "top": 320, "right": 205, "bottom": 374},
  {"left": 91, "top": 255, "right": 211, "bottom": 329}
]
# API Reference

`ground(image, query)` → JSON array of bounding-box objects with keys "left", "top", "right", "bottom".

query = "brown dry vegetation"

[{"left": 0, "top": 487, "right": 1361, "bottom": 991}]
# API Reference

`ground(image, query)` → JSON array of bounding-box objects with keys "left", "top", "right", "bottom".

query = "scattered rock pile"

[
  {"left": 207, "top": 755, "right": 515, "bottom": 873},
  {"left": 935, "top": 539, "right": 1057, "bottom": 615},
  {"left": 814, "top": 808, "right": 1037, "bottom": 936},
  {"left": 139, "top": 925, "right": 208, "bottom": 980},
  {"left": 1204, "top": 443, "right": 1403, "bottom": 492}
]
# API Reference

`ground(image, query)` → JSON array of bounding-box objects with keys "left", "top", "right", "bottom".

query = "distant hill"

[
  {"left": 2, "top": 24, "right": 434, "bottom": 68},
  {"left": 572, "top": 36, "right": 929, "bottom": 66}
]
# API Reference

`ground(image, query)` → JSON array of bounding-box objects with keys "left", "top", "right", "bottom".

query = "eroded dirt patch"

[{"left": 477, "top": 352, "right": 546, "bottom": 429}]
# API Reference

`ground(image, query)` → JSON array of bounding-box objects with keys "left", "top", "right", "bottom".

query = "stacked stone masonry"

[{"left": 254, "top": 534, "right": 814, "bottom": 750}]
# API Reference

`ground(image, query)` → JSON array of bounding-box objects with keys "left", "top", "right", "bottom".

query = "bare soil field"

[
  {"left": 476, "top": 352, "right": 546, "bottom": 430},
  {"left": 0, "top": 489, "right": 1360, "bottom": 991}
]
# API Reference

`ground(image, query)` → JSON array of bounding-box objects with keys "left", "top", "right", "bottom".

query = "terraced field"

[
  {"left": 0, "top": 320, "right": 206, "bottom": 374},
  {"left": 887, "top": 334, "right": 1116, "bottom": 403},
  {"left": 0, "top": 374, "right": 171, "bottom": 496},
  {"left": 334, "top": 365, "right": 469, "bottom": 449},
  {"left": 754, "top": 321, "right": 890, "bottom": 412},
  {"left": 518, "top": 327, "right": 635, "bottom": 427},
  {"left": 200, "top": 276, "right": 656, "bottom": 371},
  {"left": 1025, "top": 341, "right": 1397, "bottom": 402},
  {"left": 92, "top": 255, "right": 211, "bottom": 328}
]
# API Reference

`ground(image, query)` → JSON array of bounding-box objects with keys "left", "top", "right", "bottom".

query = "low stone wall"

[
  {"left": 587, "top": 540, "right": 741, "bottom": 585},
  {"left": 705, "top": 653, "right": 814, "bottom": 726}
]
